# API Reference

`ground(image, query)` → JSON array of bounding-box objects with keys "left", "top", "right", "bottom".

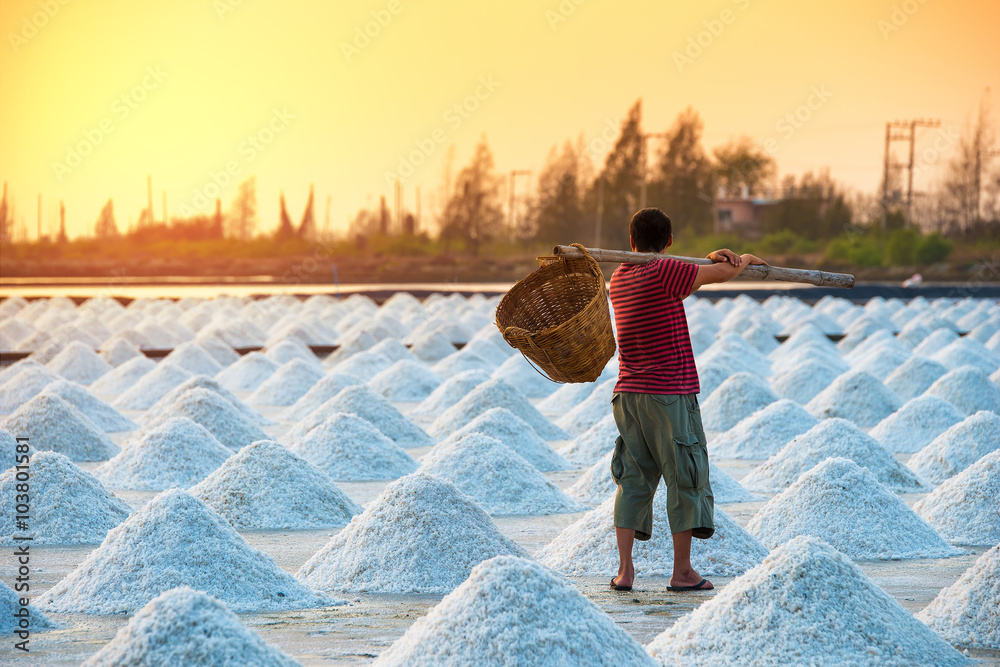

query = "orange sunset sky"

[{"left": 1, "top": 0, "right": 998, "bottom": 240}]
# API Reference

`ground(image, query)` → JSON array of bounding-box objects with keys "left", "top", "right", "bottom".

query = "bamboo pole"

[{"left": 551, "top": 245, "right": 855, "bottom": 289}]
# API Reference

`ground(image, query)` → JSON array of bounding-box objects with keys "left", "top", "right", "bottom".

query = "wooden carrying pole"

[{"left": 551, "top": 245, "right": 855, "bottom": 289}]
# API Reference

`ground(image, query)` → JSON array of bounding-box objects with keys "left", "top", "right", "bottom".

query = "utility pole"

[
  {"left": 905, "top": 118, "right": 941, "bottom": 224},
  {"left": 415, "top": 186, "right": 421, "bottom": 233},
  {"left": 639, "top": 132, "right": 669, "bottom": 209},
  {"left": 394, "top": 179, "right": 402, "bottom": 235},
  {"left": 147, "top": 174, "right": 154, "bottom": 226},
  {"left": 508, "top": 169, "right": 531, "bottom": 233},
  {"left": 882, "top": 119, "right": 939, "bottom": 229},
  {"left": 594, "top": 177, "right": 604, "bottom": 247}
]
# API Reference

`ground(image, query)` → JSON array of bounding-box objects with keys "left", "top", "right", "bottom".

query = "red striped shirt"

[{"left": 610, "top": 258, "right": 700, "bottom": 395}]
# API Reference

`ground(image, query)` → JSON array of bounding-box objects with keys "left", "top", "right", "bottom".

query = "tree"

[
  {"left": 58, "top": 201, "right": 68, "bottom": 244},
  {"left": 647, "top": 107, "right": 716, "bottom": 237},
  {"left": 713, "top": 136, "right": 776, "bottom": 197},
  {"left": 531, "top": 140, "right": 588, "bottom": 245},
  {"left": 439, "top": 135, "right": 504, "bottom": 254},
  {"left": 0, "top": 182, "right": 10, "bottom": 242},
  {"left": 936, "top": 96, "right": 996, "bottom": 237},
  {"left": 94, "top": 199, "right": 118, "bottom": 238},
  {"left": 590, "top": 99, "right": 643, "bottom": 248},
  {"left": 276, "top": 191, "right": 295, "bottom": 240},
  {"left": 226, "top": 177, "right": 258, "bottom": 241}
]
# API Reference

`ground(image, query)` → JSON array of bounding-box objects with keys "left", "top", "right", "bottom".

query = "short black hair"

[{"left": 629, "top": 207, "right": 672, "bottom": 252}]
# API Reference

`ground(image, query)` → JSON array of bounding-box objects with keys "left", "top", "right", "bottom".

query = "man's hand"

[
  {"left": 706, "top": 249, "right": 741, "bottom": 266},
  {"left": 741, "top": 253, "right": 768, "bottom": 266}
]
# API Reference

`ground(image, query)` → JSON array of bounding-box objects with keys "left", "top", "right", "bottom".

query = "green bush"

[
  {"left": 758, "top": 229, "right": 799, "bottom": 254},
  {"left": 885, "top": 228, "right": 919, "bottom": 266},
  {"left": 848, "top": 241, "right": 884, "bottom": 268},
  {"left": 824, "top": 237, "right": 852, "bottom": 261},
  {"left": 916, "top": 232, "right": 953, "bottom": 264}
]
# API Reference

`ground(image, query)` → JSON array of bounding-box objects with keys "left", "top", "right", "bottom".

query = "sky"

[{"left": 1, "top": 0, "right": 998, "bottom": 240}]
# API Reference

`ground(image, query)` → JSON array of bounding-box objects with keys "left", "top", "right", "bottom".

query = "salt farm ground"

[{"left": 0, "top": 289, "right": 998, "bottom": 665}]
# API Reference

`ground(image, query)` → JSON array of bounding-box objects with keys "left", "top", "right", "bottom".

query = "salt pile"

[
  {"left": 195, "top": 334, "right": 240, "bottom": 367},
  {"left": 0, "top": 428, "right": 33, "bottom": 470},
  {"left": 1, "top": 581, "right": 54, "bottom": 634},
  {"left": 438, "top": 407, "right": 570, "bottom": 471},
  {"left": 264, "top": 338, "right": 320, "bottom": 366},
  {"left": 491, "top": 354, "right": 558, "bottom": 398},
  {"left": 695, "top": 362, "right": 730, "bottom": 399},
  {"left": 699, "top": 334, "right": 772, "bottom": 376},
  {"left": 289, "top": 412, "right": 418, "bottom": 480},
  {"left": 2, "top": 393, "right": 120, "bottom": 461},
  {"left": 45, "top": 340, "right": 112, "bottom": 385},
  {"left": 805, "top": 369, "right": 902, "bottom": 428},
  {"left": 38, "top": 489, "right": 337, "bottom": 613},
  {"left": 162, "top": 342, "right": 223, "bottom": 376},
  {"left": 559, "top": 413, "right": 618, "bottom": 466},
  {"left": 884, "top": 356, "right": 949, "bottom": 401},
  {"left": 331, "top": 351, "right": 395, "bottom": 382},
  {"left": 916, "top": 544, "right": 1000, "bottom": 650},
  {"left": 89, "top": 355, "right": 156, "bottom": 396},
  {"left": 408, "top": 330, "right": 456, "bottom": 363},
  {"left": 420, "top": 433, "right": 584, "bottom": 515},
  {"left": 432, "top": 348, "right": 494, "bottom": 376},
  {"left": 145, "top": 375, "right": 271, "bottom": 426},
  {"left": 741, "top": 418, "right": 926, "bottom": 493},
  {"left": 932, "top": 337, "right": 1000, "bottom": 372},
  {"left": 868, "top": 395, "right": 965, "bottom": 453},
  {"left": 537, "top": 381, "right": 597, "bottom": 415},
  {"left": 367, "top": 359, "right": 442, "bottom": 402},
  {"left": 215, "top": 351, "right": 279, "bottom": 392},
  {"left": 923, "top": 365, "right": 1000, "bottom": 416},
  {"left": 247, "top": 358, "right": 323, "bottom": 406},
  {"left": 144, "top": 387, "right": 270, "bottom": 451},
  {"left": 189, "top": 440, "right": 360, "bottom": 530},
  {"left": 0, "top": 451, "right": 130, "bottom": 544},
  {"left": 767, "top": 359, "right": 841, "bottom": 404},
  {"left": 710, "top": 399, "right": 819, "bottom": 459},
  {"left": 279, "top": 373, "right": 361, "bottom": 423},
  {"left": 913, "top": 450, "right": 999, "bottom": 546},
  {"left": 291, "top": 385, "right": 433, "bottom": 448},
  {"left": 462, "top": 337, "right": 511, "bottom": 367},
  {"left": 746, "top": 458, "right": 960, "bottom": 560},
  {"left": 42, "top": 380, "right": 136, "bottom": 432},
  {"left": 297, "top": 472, "right": 527, "bottom": 594},
  {"left": 538, "top": 494, "right": 766, "bottom": 577},
  {"left": 368, "top": 337, "right": 417, "bottom": 363},
  {"left": 0, "top": 364, "right": 63, "bottom": 414},
  {"left": 701, "top": 372, "right": 778, "bottom": 432},
  {"left": 97, "top": 336, "right": 141, "bottom": 367},
  {"left": 556, "top": 378, "right": 616, "bottom": 437},
  {"left": 430, "top": 378, "right": 568, "bottom": 441},
  {"left": 112, "top": 360, "right": 192, "bottom": 411},
  {"left": 645, "top": 535, "right": 972, "bottom": 667},
  {"left": 0, "top": 357, "right": 43, "bottom": 386},
  {"left": 94, "top": 417, "right": 232, "bottom": 490},
  {"left": 409, "top": 369, "right": 491, "bottom": 420},
  {"left": 372, "top": 556, "right": 655, "bottom": 667},
  {"left": 81, "top": 587, "right": 300, "bottom": 667},
  {"left": 908, "top": 411, "right": 1000, "bottom": 483}
]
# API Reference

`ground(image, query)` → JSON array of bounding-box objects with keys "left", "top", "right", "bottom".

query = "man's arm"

[{"left": 688, "top": 250, "right": 767, "bottom": 294}]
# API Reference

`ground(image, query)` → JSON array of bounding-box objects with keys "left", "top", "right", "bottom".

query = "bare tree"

[
  {"left": 439, "top": 135, "right": 504, "bottom": 254},
  {"left": 94, "top": 199, "right": 118, "bottom": 238},
  {"left": 226, "top": 177, "right": 258, "bottom": 241}
]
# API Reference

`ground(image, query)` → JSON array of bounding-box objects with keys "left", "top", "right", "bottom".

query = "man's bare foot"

[
  {"left": 611, "top": 566, "right": 634, "bottom": 590},
  {"left": 668, "top": 567, "right": 713, "bottom": 591}
]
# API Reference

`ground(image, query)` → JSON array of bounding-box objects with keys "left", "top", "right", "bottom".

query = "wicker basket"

[{"left": 495, "top": 243, "right": 616, "bottom": 383}]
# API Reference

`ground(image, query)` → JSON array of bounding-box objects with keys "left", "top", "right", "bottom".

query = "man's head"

[{"left": 629, "top": 207, "right": 672, "bottom": 253}]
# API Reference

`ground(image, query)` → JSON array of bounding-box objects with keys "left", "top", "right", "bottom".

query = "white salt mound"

[
  {"left": 367, "top": 359, "right": 441, "bottom": 402},
  {"left": 112, "top": 360, "right": 192, "bottom": 411},
  {"left": 555, "top": 377, "right": 617, "bottom": 437},
  {"left": 646, "top": 535, "right": 972, "bottom": 667},
  {"left": 742, "top": 418, "right": 926, "bottom": 493},
  {"left": 537, "top": 380, "right": 597, "bottom": 415},
  {"left": 440, "top": 407, "right": 570, "bottom": 472},
  {"left": 297, "top": 472, "right": 527, "bottom": 594},
  {"left": 0, "top": 428, "right": 33, "bottom": 471},
  {"left": 701, "top": 372, "right": 778, "bottom": 432},
  {"left": 97, "top": 336, "right": 142, "bottom": 367},
  {"left": 215, "top": 351, "right": 279, "bottom": 393},
  {"left": 289, "top": 412, "right": 418, "bottom": 481},
  {"left": 430, "top": 378, "right": 568, "bottom": 441},
  {"left": 247, "top": 358, "right": 324, "bottom": 406},
  {"left": 420, "top": 433, "right": 585, "bottom": 515},
  {"left": 279, "top": 373, "right": 362, "bottom": 423},
  {"left": 768, "top": 359, "right": 841, "bottom": 404},
  {"left": 190, "top": 440, "right": 360, "bottom": 530},
  {"left": 372, "top": 556, "right": 655, "bottom": 667},
  {"left": 94, "top": 417, "right": 232, "bottom": 491},
  {"left": 408, "top": 330, "right": 456, "bottom": 363},
  {"left": 923, "top": 365, "right": 1000, "bottom": 416},
  {"left": 1, "top": 581, "right": 54, "bottom": 634},
  {"left": 89, "top": 355, "right": 156, "bottom": 396},
  {"left": 884, "top": 355, "right": 950, "bottom": 402},
  {"left": 746, "top": 458, "right": 960, "bottom": 560},
  {"left": 913, "top": 449, "right": 1000, "bottom": 546},
  {"left": 491, "top": 354, "right": 558, "bottom": 398},
  {"left": 916, "top": 543, "right": 1000, "bottom": 650},
  {"left": 0, "top": 451, "right": 130, "bottom": 544},
  {"left": 292, "top": 385, "right": 433, "bottom": 448},
  {"left": 38, "top": 489, "right": 338, "bottom": 614},
  {"left": 0, "top": 364, "right": 63, "bottom": 414},
  {"left": 409, "top": 369, "right": 491, "bottom": 420},
  {"left": 144, "top": 387, "right": 270, "bottom": 451},
  {"left": 908, "top": 411, "right": 1000, "bottom": 484},
  {"left": 45, "top": 340, "right": 112, "bottom": 385},
  {"left": 710, "top": 399, "right": 819, "bottom": 459},
  {"left": 145, "top": 374, "right": 271, "bottom": 426},
  {"left": 196, "top": 334, "right": 241, "bottom": 367},
  {"left": 1, "top": 393, "right": 120, "bottom": 461},
  {"left": 42, "top": 380, "right": 136, "bottom": 432},
  {"left": 868, "top": 395, "right": 965, "bottom": 453},
  {"left": 82, "top": 587, "right": 300, "bottom": 667},
  {"left": 330, "top": 351, "right": 393, "bottom": 381},
  {"left": 806, "top": 369, "right": 902, "bottom": 428},
  {"left": 559, "top": 413, "right": 618, "bottom": 466},
  {"left": 538, "top": 494, "right": 766, "bottom": 577},
  {"left": 162, "top": 342, "right": 223, "bottom": 376}
]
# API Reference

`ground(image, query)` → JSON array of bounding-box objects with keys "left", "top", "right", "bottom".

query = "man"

[{"left": 608, "top": 207, "right": 766, "bottom": 592}]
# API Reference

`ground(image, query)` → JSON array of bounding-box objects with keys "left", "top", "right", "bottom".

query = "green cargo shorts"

[{"left": 610, "top": 391, "right": 714, "bottom": 541}]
